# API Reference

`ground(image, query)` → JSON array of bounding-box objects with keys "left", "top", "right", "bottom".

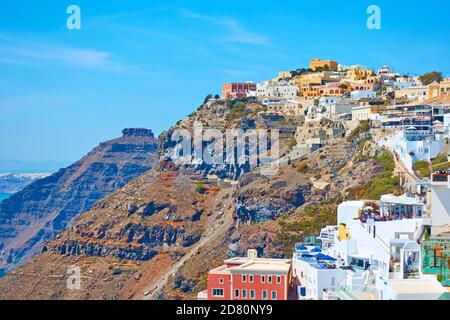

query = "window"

[
  {"left": 219, "top": 278, "right": 224, "bottom": 284},
  {"left": 271, "top": 291, "right": 277, "bottom": 300},
  {"left": 242, "top": 289, "right": 247, "bottom": 299},
  {"left": 242, "top": 275, "right": 247, "bottom": 282},
  {"left": 268, "top": 276, "right": 272, "bottom": 284},
  {"left": 276, "top": 276, "right": 281, "bottom": 284},
  {"left": 249, "top": 275, "right": 254, "bottom": 283},
  {"left": 250, "top": 290, "right": 255, "bottom": 299},
  {"left": 234, "top": 289, "right": 239, "bottom": 298},
  {"left": 262, "top": 290, "right": 268, "bottom": 300},
  {"left": 212, "top": 288, "right": 224, "bottom": 297},
  {"left": 261, "top": 276, "right": 266, "bottom": 283}
]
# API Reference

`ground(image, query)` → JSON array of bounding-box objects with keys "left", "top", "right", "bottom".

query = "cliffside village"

[{"left": 197, "top": 58, "right": 450, "bottom": 300}]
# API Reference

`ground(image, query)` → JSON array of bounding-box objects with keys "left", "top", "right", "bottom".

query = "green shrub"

[
  {"left": 413, "top": 161, "right": 431, "bottom": 178},
  {"left": 195, "top": 183, "right": 206, "bottom": 194},
  {"left": 276, "top": 200, "right": 339, "bottom": 256},
  {"left": 297, "top": 163, "right": 310, "bottom": 174},
  {"left": 349, "top": 151, "right": 401, "bottom": 200},
  {"left": 289, "top": 137, "right": 298, "bottom": 149},
  {"left": 376, "top": 150, "right": 395, "bottom": 172},
  {"left": 347, "top": 120, "right": 370, "bottom": 142},
  {"left": 226, "top": 101, "right": 246, "bottom": 120},
  {"left": 419, "top": 71, "right": 443, "bottom": 85},
  {"left": 431, "top": 154, "right": 448, "bottom": 166}
]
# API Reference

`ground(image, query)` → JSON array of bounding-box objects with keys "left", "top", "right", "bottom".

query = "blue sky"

[{"left": 1, "top": 0, "right": 449, "bottom": 165}]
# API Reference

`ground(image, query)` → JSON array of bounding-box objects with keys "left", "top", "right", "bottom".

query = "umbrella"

[
  {"left": 296, "top": 245, "right": 307, "bottom": 251},
  {"left": 311, "top": 247, "right": 321, "bottom": 253},
  {"left": 315, "top": 253, "right": 336, "bottom": 261}
]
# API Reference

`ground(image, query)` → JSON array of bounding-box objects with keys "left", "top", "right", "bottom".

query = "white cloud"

[
  {"left": 180, "top": 9, "right": 270, "bottom": 45},
  {"left": 0, "top": 34, "right": 140, "bottom": 73}
]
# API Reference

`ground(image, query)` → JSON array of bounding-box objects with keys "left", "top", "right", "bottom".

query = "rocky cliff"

[
  {"left": 0, "top": 100, "right": 402, "bottom": 300},
  {"left": 0, "top": 128, "right": 158, "bottom": 275}
]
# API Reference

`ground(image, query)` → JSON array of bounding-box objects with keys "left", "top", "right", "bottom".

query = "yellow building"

[
  {"left": 346, "top": 69, "right": 375, "bottom": 80},
  {"left": 266, "top": 100, "right": 304, "bottom": 116},
  {"left": 395, "top": 86, "right": 428, "bottom": 102},
  {"left": 277, "top": 71, "right": 293, "bottom": 79},
  {"left": 338, "top": 223, "right": 350, "bottom": 241},
  {"left": 394, "top": 80, "right": 450, "bottom": 102},
  {"left": 310, "top": 58, "right": 338, "bottom": 72},
  {"left": 293, "top": 72, "right": 334, "bottom": 86},
  {"left": 352, "top": 105, "right": 374, "bottom": 121},
  {"left": 427, "top": 79, "right": 450, "bottom": 99}
]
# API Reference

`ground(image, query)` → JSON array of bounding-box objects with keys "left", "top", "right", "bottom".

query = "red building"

[
  {"left": 222, "top": 82, "right": 257, "bottom": 99},
  {"left": 198, "top": 250, "right": 292, "bottom": 300}
]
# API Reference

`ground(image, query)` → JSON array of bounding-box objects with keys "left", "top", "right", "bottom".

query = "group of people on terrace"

[{"left": 358, "top": 207, "right": 405, "bottom": 223}]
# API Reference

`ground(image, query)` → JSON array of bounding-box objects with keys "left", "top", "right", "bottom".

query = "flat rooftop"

[
  {"left": 388, "top": 279, "right": 445, "bottom": 295},
  {"left": 209, "top": 257, "right": 291, "bottom": 275},
  {"left": 380, "top": 194, "right": 424, "bottom": 206},
  {"left": 234, "top": 261, "right": 291, "bottom": 273}
]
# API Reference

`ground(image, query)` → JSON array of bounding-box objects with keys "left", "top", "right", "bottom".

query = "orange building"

[
  {"left": 428, "top": 79, "right": 450, "bottom": 99},
  {"left": 300, "top": 82, "right": 347, "bottom": 99},
  {"left": 345, "top": 76, "right": 379, "bottom": 91},
  {"left": 293, "top": 71, "right": 339, "bottom": 87},
  {"left": 309, "top": 58, "right": 338, "bottom": 72}
]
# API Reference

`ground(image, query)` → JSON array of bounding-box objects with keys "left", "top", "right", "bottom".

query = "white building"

[
  {"left": 256, "top": 80, "right": 298, "bottom": 99},
  {"left": 318, "top": 97, "right": 342, "bottom": 108},
  {"left": 380, "top": 194, "right": 426, "bottom": 219},
  {"left": 429, "top": 171, "right": 450, "bottom": 236},
  {"left": 292, "top": 245, "right": 346, "bottom": 300},
  {"left": 304, "top": 105, "right": 324, "bottom": 123},
  {"left": 351, "top": 90, "right": 376, "bottom": 100},
  {"left": 352, "top": 105, "right": 373, "bottom": 121},
  {"left": 395, "top": 86, "right": 428, "bottom": 102},
  {"left": 378, "top": 65, "right": 399, "bottom": 79},
  {"left": 444, "top": 113, "right": 450, "bottom": 138},
  {"left": 378, "top": 126, "right": 446, "bottom": 173},
  {"left": 395, "top": 78, "right": 419, "bottom": 90},
  {"left": 316, "top": 196, "right": 446, "bottom": 300},
  {"left": 328, "top": 100, "right": 358, "bottom": 119}
]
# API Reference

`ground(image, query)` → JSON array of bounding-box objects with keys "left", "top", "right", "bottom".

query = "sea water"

[{"left": 0, "top": 193, "right": 11, "bottom": 202}]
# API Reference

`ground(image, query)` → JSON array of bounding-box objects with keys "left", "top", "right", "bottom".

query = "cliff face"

[
  {"left": 0, "top": 100, "right": 398, "bottom": 300},
  {"left": 0, "top": 135, "right": 391, "bottom": 300},
  {"left": 0, "top": 168, "right": 232, "bottom": 300},
  {"left": 0, "top": 129, "right": 158, "bottom": 275}
]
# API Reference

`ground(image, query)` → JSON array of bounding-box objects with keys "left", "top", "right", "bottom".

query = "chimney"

[{"left": 247, "top": 249, "right": 258, "bottom": 260}]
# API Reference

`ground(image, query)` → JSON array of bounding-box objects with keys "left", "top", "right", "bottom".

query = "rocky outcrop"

[
  {"left": 119, "top": 223, "right": 180, "bottom": 247},
  {"left": 0, "top": 128, "right": 159, "bottom": 275},
  {"left": 42, "top": 240, "right": 158, "bottom": 261},
  {"left": 234, "top": 183, "right": 311, "bottom": 223},
  {"left": 122, "top": 128, "right": 155, "bottom": 137}
]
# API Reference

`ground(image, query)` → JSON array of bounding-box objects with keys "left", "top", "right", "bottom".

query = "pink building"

[{"left": 222, "top": 82, "right": 256, "bottom": 99}]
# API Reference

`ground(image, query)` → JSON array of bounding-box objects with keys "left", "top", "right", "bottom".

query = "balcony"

[{"left": 336, "top": 284, "right": 380, "bottom": 300}]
